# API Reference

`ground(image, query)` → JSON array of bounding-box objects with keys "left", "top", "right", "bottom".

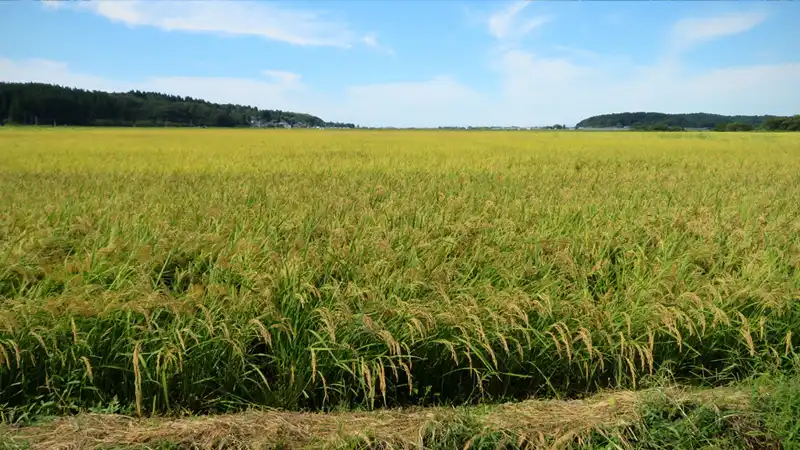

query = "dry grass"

[{"left": 2, "top": 386, "right": 751, "bottom": 450}]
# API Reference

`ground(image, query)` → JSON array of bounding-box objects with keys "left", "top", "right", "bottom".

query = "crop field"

[{"left": 1, "top": 128, "right": 800, "bottom": 448}]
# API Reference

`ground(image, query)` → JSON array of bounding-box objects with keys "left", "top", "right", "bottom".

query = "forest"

[
  {"left": 576, "top": 112, "right": 800, "bottom": 131},
  {"left": 0, "top": 82, "right": 356, "bottom": 128}
]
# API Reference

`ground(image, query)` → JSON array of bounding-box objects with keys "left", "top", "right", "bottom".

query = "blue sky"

[{"left": 1, "top": 1, "right": 798, "bottom": 127}]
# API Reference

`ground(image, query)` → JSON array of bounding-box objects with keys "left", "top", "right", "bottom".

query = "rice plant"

[{"left": 0, "top": 128, "right": 798, "bottom": 419}]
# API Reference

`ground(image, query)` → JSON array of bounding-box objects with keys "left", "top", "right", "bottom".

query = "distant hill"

[
  {"left": 575, "top": 112, "right": 776, "bottom": 130},
  {"left": 0, "top": 82, "right": 355, "bottom": 128}
]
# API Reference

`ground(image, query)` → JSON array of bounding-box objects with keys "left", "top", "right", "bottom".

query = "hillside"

[
  {"left": 575, "top": 112, "right": 775, "bottom": 129},
  {"left": 0, "top": 82, "right": 355, "bottom": 128}
]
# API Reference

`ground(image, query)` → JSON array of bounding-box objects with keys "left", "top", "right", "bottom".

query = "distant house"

[{"left": 248, "top": 116, "right": 294, "bottom": 128}]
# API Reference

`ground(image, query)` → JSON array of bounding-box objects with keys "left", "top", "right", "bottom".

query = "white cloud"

[
  {"left": 489, "top": 47, "right": 800, "bottom": 125},
  {"left": 361, "top": 33, "right": 395, "bottom": 55},
  {"left": 488, "top": 1, "right": 526, "bottom": 39},
  {"left": 45, "top": 0, "right": 373, "bottom": 49},
  {"left": 473, "top": 9, "right": 792, "bottom": 126},
  {"left": 552, "top": 45, "right": 601, "bottom": 61},
  {"left": 340, "top": 76, "right": 483, "bottom": 127},
  {"left": 362, "top": 34, "right": 379, "bottom": 48},
  {"left": 0, "top": 57, "right": 482, "bottom": 127},
  {"left": 0, "top": 58, "right": 117, "bottom": 92},
  {"left": 0, "top": 57, "right": 310, "bottom": 112},
  {"left": 671, "top": 11, "right": 768, "bottom": 52},
  {"left": 140, "top": 76, "right": 308, "bottom": 109},
  {"left": 41, "top": 0, "right": 63, "bottom": 10},
  {"left": 261, "top": 70, "right": 303, "bottom": 89},
  {"left": 2, "top": 6, "right": 797, "bottom": 129},
  {"left": 488, "top": 1, "right": 551, "bottom": 41}
]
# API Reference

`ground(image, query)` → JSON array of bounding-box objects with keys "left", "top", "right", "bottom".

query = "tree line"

[
  {"left": 759, "top": 115, "right": 800, "bottom": 131},
  {"left": 575, "top": 112, "right": 799, "bottom": 131},
  {"left": 0, "top": 82, "right": 356, "bottom": 128},
  {"left": 637, "top": 116, "right": 800, "bottom": 132}
]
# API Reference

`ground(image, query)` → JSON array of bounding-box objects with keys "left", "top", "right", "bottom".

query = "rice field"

[{"left": 1, "top": 128, "right": 799, "bottom": 426}]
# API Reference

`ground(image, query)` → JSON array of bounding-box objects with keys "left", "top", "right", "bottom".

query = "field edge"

[{"left": 2, "top": 383, "right": 780, "bottom": 450}]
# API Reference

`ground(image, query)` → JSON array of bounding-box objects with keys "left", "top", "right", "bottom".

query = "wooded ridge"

[{"left": 0, "top": 82, "right": 356, "bottom": 128}]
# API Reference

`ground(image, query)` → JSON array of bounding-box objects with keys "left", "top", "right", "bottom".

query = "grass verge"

[{"left": 4, "top": 379, "right": 797, "bottom": 450}]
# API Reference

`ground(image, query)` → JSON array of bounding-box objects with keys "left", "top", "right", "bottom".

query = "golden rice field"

[{"left": 1, "top": 128, "right": 799, "bottom": 424}]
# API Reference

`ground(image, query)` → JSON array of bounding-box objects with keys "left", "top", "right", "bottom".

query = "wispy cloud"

[
  {"left": 671, "top": 11, "right": 768, "bottom": 52},
  {"left": 491, "top": 47, "right": 800, "bottom": 125},
  {"left": 0, "top": 58, "right": 117, "bottom": 92},
  {"left": 361, "top": 33, "right": 395, "bottom": 55},
  {"left": 261, "top": 70, "right": 304, "bottom": 90},
  {"left": 488, "top": 1, "right": 551, "bottom": 41},
  {"left": 361, "top": 34, "right": 380, "bottom": 48},
  {"left": 342, "top": 76, "right": 480, "bottom": 127},
  {"left": 0, "top": 58, "right": 310, "bottom": 111},
  {"left": 552, "top": 45, "right": 602, "bottom": 61},
  {"left": 45, "top": 0, "right": 375, "bottom": 49}
]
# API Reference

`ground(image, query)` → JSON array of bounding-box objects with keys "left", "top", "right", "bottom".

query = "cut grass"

[
  {"left": 1, "top": 128, "right": 799, "bottom": 420},
  {"left": 0, "top": 385, "right": 757, "bottom": 450}
]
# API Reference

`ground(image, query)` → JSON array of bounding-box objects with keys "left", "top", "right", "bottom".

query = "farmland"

[{"left": 1, "top": 128, "right": 800, "bottom": 448}]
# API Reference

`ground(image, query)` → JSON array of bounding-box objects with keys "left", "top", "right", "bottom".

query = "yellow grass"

[{"left": 2, "top": 386, "right": 752, "bottom": 450}]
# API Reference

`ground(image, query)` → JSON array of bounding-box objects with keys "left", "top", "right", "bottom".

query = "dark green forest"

[
  {"left": 576, "top": 112, "right": 800, "bottom": 131},
  {"left": 0, "top": 82, "right": 356, "bottom": 128},
  {"left": 759, "top": 115, "right": 800, "bottom": 131}
]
